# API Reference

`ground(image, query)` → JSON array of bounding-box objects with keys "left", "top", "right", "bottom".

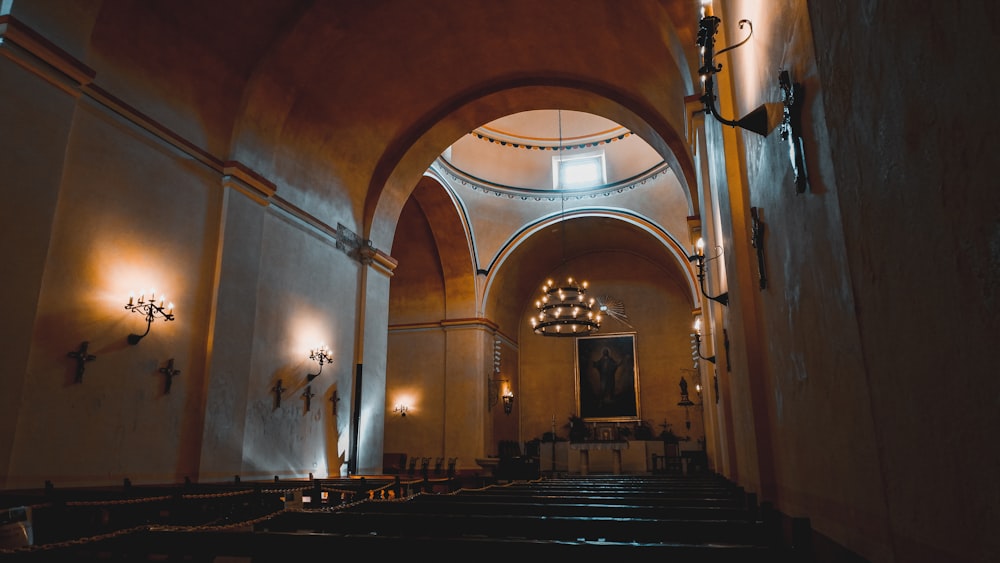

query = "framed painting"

[{"left": 575, "top": 333, "right": 640, "bottom": 422}]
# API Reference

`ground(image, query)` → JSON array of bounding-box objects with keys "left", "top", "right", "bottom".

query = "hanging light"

[
  {"left": 531, "top": 276, "right": 601, "bottom": 336},
  {"left": 530, "top": 110, "right": 601, "bottom": 337}
]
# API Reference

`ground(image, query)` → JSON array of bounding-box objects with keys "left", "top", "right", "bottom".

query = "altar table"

[{"left": 569, "top": 441, "right": 628, "bottom": 475}]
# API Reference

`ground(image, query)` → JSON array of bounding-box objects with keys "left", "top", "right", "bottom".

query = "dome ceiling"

[{"left": 445, "top": 110, "right": 665, "bottom": 191}]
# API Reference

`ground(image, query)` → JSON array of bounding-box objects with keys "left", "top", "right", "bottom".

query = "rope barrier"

[{"left": 0, "top": 475, "right": 496, "bottom": 555}]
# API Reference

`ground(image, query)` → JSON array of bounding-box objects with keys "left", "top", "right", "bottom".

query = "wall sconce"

[
  {"left": 697, "top": 16, "right": 774, "bottom": 136},
  {"left": 697, "top": 16, "right": 808, "bottom": 191},
  {"left": 688, "top": 238, "right": 729, "bottom": 306},
  {"left": 502, "top": 388, "right": 514, "bottom": 415},
  {"left": 124, "top": 290, "right": 175, "bottom": 345},
  {"left": 488, "top": 337, "right": 513, "bottom": 415},
  {"left": 690, "top": 317, "right": 717, "bottom": 367},
  {"left": 307, "top": 344, "right": 334, "bottom": 382},
  {"left": 393, "top": 403, "right": 408, "bottom": 417}
]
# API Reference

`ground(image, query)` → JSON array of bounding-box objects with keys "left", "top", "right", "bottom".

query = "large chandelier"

[
  {"left": 531, "top": 276, "right": 601, "bottom": 336},
  {"left": 530, "top": 110, "right": 602, "bottom": 337}
]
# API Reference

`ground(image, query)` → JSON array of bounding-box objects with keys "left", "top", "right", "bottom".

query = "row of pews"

[{"left": 0, "top": 473, "right": 810, "bottom": 561}]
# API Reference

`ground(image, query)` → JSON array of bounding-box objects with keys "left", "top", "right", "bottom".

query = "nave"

[{"left": 1, "top": 473, "right": 812, "bottom": 561}]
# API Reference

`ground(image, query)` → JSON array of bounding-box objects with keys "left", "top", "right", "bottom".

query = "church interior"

[{"left": 0, "top": 1, "right": 995, "bottom": 562}]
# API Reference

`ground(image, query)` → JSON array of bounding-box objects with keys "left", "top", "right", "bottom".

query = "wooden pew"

[
  {"left": 28, "top": 527, "right": 780, "bottom": 562},
  {"left": 259, "top": 509, "right": 772, "bottom": 546},
  {"left": 0, "top": 474, "right": 793, "bottom": 563}
]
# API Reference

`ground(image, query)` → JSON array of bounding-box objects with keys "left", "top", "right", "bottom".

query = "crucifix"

[
  {"left": 751, "top": 206, "right": 767, "bottom": 289},
  {"left": 302, "top": 385, "right": 315, "bottom": 412},
  {"left": 67, "top": 341, "right": 97, "bottom": 383},
  {"left": 272, "top": 380, "right": 285, "bottom": 409},
  {"left": 330, "top": 389, "right": 340, "bottom": 416},
  {"left": 159, "top": 358, "right": 181, "bottom": 394}
]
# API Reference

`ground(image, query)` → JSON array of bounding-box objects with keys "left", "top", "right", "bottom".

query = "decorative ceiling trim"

[
  {"left": 469, "top": 130, "right": 633, "bottom": 151},
  {"left": 432, "top": 158, "right": 671, "bottom": 201}
]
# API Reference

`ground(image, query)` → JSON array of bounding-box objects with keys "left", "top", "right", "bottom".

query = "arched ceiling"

[
  {"left": 486, "top": 213, "right": 693, "bottom": 335},
  {"left": 62, "top": 0, "right": 709, "bottom": 339},
  {"left": 448, "top": 110, "right": 665, "bottom": 191},
  {"left": 70, "top": 0, "right": 707, "bottom": 250}
]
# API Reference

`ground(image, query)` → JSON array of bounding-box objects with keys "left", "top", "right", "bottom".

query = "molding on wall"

[
  {"left": 223, "top": 161, "right": 277, "bottom": 205},
  {"left": 389, "top": 317, "right": 499, "bottom": 333},
  {"left": 0, "top": 15, "right": 94, "bottom": 96}
]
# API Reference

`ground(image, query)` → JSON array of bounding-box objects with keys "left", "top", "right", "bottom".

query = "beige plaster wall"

[
  {"left": 0, "top": 48, "right": 77, "bottom": 488},
  {"left": 706, "top": 0, "right": 893, "bottom": 557},
  {"left": 518, "top": 251, "right": 702, "bottom": 444},
  {"left": 0, "top": 23, "right": 368, "bottom": 486},
  {"left": 5, "top": 95, "right": 223, "bottom": 487}
]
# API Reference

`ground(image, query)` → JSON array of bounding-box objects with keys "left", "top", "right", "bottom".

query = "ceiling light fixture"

[{"left": 530, "top": 111, "right": 601, "bottom": 337}]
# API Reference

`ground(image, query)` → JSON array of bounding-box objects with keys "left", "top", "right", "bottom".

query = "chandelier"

[
  {"left": 530, "top": 110, "right": 601, "bottom": 337},
  {"left": 531, "top": 276, "right": 601, "bottom": 336}
]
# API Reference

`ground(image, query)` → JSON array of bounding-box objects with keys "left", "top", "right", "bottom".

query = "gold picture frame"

[{"left": 575, "top": 333, "right": 640, "bottom": 422}]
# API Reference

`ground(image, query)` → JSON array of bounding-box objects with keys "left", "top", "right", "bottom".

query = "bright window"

[{"left": 553, "top": 151, "right": 606, "bottom": 189}]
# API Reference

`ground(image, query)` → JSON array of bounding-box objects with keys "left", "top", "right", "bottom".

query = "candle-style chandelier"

[
  {"left": 531, "top": 276, "right": 601, "bottom": 336},
  {"left": 529, "top": 110, "right": 601, "bottom": 337}
]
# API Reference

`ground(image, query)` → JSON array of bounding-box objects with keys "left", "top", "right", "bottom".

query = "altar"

[
  {"left": 540, "top": 440, "right": 666, "bottom": 474},
  {"left": 570, "top": 441, "right": 627, "bottom": 475}
]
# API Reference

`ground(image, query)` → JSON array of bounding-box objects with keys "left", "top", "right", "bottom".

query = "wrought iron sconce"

[
  {"left": 307, "top": 344, "right": 334, "bottom": 382},
  {"left": 501, "top": 389, "right": 514, "bottom": 415},
  {"left": 488, "top": 377, "right": 509, "bottom": 412},
  {"left": 488, "top": 338, "right": 513, "bottom": 415},
  {"left": 394, "top": 403, "right": 408, "bottom": 417},
  {"left": 67, "top": 341, "right": 97, "bottom": 383},
  {"left": 697, "top": 16, "right": 773, "bottom": 135},
  {"left": 697, "top": 16, "right": 808, "bottom": 192},
  {"left": 690, "top": 317, "right": 717, "bottom": 366},
  {"left": 688, "top": 238, "right": 729, "bottom": 306},
  {"left": 124, "top": 290, "right": 175, "bottom": 345}
]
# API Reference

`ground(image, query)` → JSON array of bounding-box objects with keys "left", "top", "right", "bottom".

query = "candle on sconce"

[{"left": 125, "top": 286, "right": 176, "bottom": 345}]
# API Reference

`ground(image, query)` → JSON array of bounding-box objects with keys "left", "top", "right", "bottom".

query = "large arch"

[
  {"left": 366, "top": 84, "right": 697, "bottom": 256},
  {"left": 482, "top": 209, "right": 699, "bottom": 340}
]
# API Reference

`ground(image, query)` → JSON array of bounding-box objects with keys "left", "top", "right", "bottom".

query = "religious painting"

[{"left": 575, "top": 333, "right": 640, "bottom": 422}]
